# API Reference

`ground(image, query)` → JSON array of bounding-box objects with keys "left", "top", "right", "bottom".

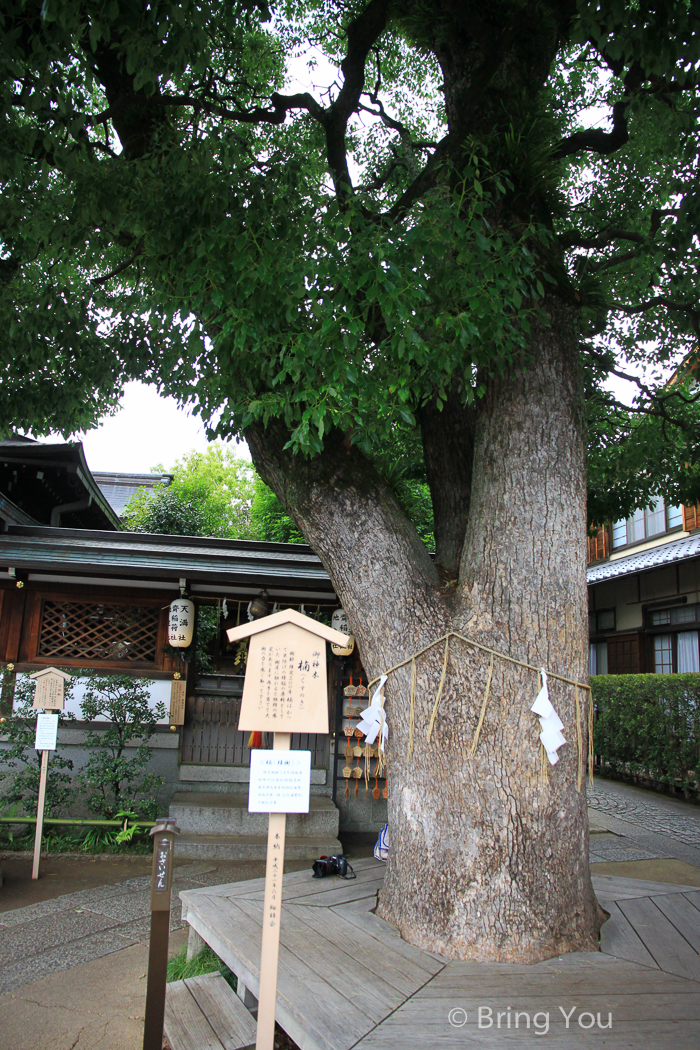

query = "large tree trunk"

[{"left": 246, "top": 299, "right": 602, "bottom": 962}]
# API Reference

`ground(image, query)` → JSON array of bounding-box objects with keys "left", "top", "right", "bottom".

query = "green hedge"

[{"left": 591, "top": 674, "right": 700, "bottom": 795}]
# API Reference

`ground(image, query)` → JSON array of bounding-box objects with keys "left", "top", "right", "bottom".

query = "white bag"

[{"left": 373, "top": 823, "right": 389, "bottom": 862}]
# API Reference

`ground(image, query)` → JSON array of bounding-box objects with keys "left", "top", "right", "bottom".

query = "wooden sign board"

[
  {"left": 30, "top": 667, "right": 71, "bottom": 711},
  {"left": 331, "top": 608, "right": 355, "bottom": 656},
  {"left": 169, "top": 680, "right": 187, "bottom": 725},
  {"left": 227, "top": 609, "right": 350, "bottom": 736},
  {"left": 239, "top": 623, "right": 328, "bottom": 734},
  {"left": 224, "top": 610, "right": 350, "bottom": 1050}
]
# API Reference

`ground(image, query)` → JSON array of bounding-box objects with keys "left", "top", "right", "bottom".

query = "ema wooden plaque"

[
  {"left": 169, "top": 680, "right": 187, "bottom": 725},
  {"left": 227, "top": 609, "right": 350, "bottom": 735}
]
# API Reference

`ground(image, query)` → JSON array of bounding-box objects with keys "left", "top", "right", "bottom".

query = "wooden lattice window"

[
  {"left": 37, "top": 600, "right": 160, "bottom": 663},
  {"left": 587, "top": 526, "right": 609, "bottom": 564}
]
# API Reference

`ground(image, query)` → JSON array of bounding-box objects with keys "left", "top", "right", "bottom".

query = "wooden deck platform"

[{"left": 180, "top": 858, "right": 700, "bottom": 1049}]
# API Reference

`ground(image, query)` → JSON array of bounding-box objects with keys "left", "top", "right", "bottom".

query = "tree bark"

[
  {"left": 419, "top": 387, "right": 476, "bottom": 579},
  {"left": 247, "top": 298, "right": 602, "bottom": 963}
]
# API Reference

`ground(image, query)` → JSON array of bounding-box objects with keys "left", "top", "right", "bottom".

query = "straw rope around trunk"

[{"left": 367, "top": 630, "right": 592, "bottom": 792}]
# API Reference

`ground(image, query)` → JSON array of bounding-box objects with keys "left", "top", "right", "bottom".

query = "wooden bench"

[{"left": 165, "top": 972, "right": 257, "bottom": 1050}]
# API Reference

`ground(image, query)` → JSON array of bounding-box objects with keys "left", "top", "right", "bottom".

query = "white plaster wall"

[{"left": 15, "top": 674, "right": 171, "bottom": 724}]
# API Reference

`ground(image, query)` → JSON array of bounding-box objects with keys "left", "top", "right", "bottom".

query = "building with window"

[{"left": 588, "top": 501, "right": 700, "bottom": 675}]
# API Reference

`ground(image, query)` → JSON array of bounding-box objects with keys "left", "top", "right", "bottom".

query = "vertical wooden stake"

[
  {"left": 32, "top": 749, "right": 49, "bottom": 880},
  {"left": 256, "top": 731, "right": 290, "bottom": 1050},
  {"left": 143, "top": 818, "right": 180, "bottom": 1050}
]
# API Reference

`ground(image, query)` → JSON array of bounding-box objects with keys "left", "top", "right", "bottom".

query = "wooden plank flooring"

[{"left": 180, "top": 861, "right": 700, "bottom": 1050}]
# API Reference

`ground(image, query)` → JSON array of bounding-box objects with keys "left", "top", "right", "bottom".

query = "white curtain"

[
  {"left": 589, "top": 643, "right": 597, "bottom": 676},
  {"left": 677, "top": 631, "right": 699, "bottom": 673}
]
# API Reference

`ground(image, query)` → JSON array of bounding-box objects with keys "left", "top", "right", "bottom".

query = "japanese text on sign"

[
  {"left": 34, "top": 712, "right": 59, "bottom": 751},
  {"left": 154, "top": 838, "right": 171, "bottom": 893},
  {"left": 32, "top": 675, "right": 65, "bottom": 711},
  {"left": 248, "top": 750, "right": 311, "bottom": 813},
  {"left": 237, "top": 621, "right": 329, "bottom": 734}
]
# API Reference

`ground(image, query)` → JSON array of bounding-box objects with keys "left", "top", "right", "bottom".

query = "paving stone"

[
  {"left": 120, "top": 874, "right": 153, "bottom": 891},
  {"left": 0, "top": 927, "right": 141, "bottom": 994},
  {"left": 79, "top": 890, "right": 151, "bottom": 923},
  {"left": 0, "top": 896, "right": 72, "bottom": 928},
  {"left": 0, "top": 881, "right": 139, "bottom": 929},
  {"left": 588, "top": 784, "right": 700, "bottom": 846},
  {"left": 177, "top": 865, "right": 263, "bottom": 887},
  {"left": 113, "top": 909, "right": 186, "bottom": 943},
  {"left": 590, "top": 847, "right": 662, "bottom": 862},
  {"left": 173, "top": 861, "right": 218, "bottom": 878},
  {"left": 0, "top": 907, "right": 120, "bottom": 967}
]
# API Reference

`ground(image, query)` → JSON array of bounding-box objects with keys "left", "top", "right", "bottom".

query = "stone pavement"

[
  {"left": 588, "top": 776, "right": 700, "bottom": 869},
  {"left": 0, "top": 860, "right": 206, "bottom": 994},
  {"left": 0, "top": 858, "right": 307, "bottom": 996}
]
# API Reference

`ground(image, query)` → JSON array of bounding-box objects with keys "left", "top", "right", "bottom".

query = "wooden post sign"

[
  {"left": 226, "top": 609, "right": 350, "bottom": 1050},
  {"left": 169, "top": 678, "right": 187, "bottom": 727},
  {"left": 29, "top": 667, "right": 72, "bottom": 880},
  {"left": 31, "top": 667, "right": 71, "bottom": 710},
  {"left": 143, "top": 818, "right": 180, "bottom": 1050}
]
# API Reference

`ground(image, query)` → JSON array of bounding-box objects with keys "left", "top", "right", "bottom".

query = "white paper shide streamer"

[
  {"left": 356, "top": 674, "right": 388, "bottom": 750},
  {"left": 530, "top": 668, "right": 566, "bottom": 766}
]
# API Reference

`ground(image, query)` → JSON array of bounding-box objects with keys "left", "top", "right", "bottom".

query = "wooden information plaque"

[{"left": 169, "top": 679, "right": 187, "bottom": 725}]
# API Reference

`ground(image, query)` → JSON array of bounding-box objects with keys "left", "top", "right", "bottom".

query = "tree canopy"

[
  {"left": 5, "top": 0, "right": 700, "bottom": 964},
  {"left": 122, "top": 444, "right": 257, "bottom": 535},
  {"left": 1, "top": 0, "right": 698, "bottom": 536}
]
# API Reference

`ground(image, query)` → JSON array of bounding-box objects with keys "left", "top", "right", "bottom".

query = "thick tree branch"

[
  {"left": 245, "top": 419, "right": 440, "bottom": 660},
  {"left": 611, "top": 296, "right": 700, "bottom": 339},
  {"left": 559, "top": 227, "right": 646, "bottom": 249},
  {"left": 554, "top": 98, "right": 631, "bottom": 159},
  {"left": 419, "top": 386, "right": 476, "bottom": 580},
  {"left": 554, "top": 61, "right": 644, "bottom": 160},
  {"left": 91, "top": 243, "right": 143, "bottom": 286},
  {"left": 322, "top": 0, "right": 390, "bottom": 194},
  {"left": 88, "top": 90, "right": 327, "bottom": 127}
]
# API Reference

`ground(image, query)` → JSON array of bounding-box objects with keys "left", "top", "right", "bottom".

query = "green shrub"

[
  {"left": 78, "top": 674, "right": 165, "bottom": 819},
  {"left": 591, "top": 674, "right": 700, "bottom": 795},
  {"left": 167, "top": 945, "right": 237, "bottom": 990},
  {"left": 0, "top": 674, "right": 76, "bottom": 815}
]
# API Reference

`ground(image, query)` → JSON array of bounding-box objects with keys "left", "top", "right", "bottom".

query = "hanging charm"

[
  {"left": 531, "top": 669, "right": 566, "bottom": 766},
  {"left": 356, "top": 675, "right": 388, "bottom": 750}
]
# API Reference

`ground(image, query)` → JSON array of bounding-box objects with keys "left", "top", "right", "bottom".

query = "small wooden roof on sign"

[
  {"left": 226, "top": 607, "right": 349, "bottom": 648},
  {"left": 29, "top": 667, "right": 72, "bottom": 681}
]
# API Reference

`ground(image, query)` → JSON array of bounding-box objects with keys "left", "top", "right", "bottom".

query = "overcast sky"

[{"left": 74, "top": 381, "right": 248, "bottom": 474}]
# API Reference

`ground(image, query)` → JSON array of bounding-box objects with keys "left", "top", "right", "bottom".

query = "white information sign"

[
  {"left": 35, "top": 712, "right": 59, "bottom": 752},
  {"left": 248, "top": 749, "right": 311, "bottom": 813}
]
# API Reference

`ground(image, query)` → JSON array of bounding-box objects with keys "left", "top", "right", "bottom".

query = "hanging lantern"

[
  {"left": 331, "top": 608, "right": 355, "bottom": 656},
  {"left": 249, "top": 589, "right": 271, "bottom": 620},
  {"left": 169, "top": 597, "right": 195, "bottom": 648}
]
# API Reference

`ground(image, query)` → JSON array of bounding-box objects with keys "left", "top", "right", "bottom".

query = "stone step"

[
  {"left": 169, "top": 791, "right": 339, "bottom": 839},
  {"left": 174, "top": 832, "right": 343, "bottom": 860}
]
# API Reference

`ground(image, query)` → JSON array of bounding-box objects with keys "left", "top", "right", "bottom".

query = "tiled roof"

[
  {"left": 92, "top": 472, "right": 172, "bottom": 515},
  {"left": 0, "top": 525, "right": 333, "bottom": 592},
  {"left": 587, "top": 534, "right": 700, "bottom": 584}
]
